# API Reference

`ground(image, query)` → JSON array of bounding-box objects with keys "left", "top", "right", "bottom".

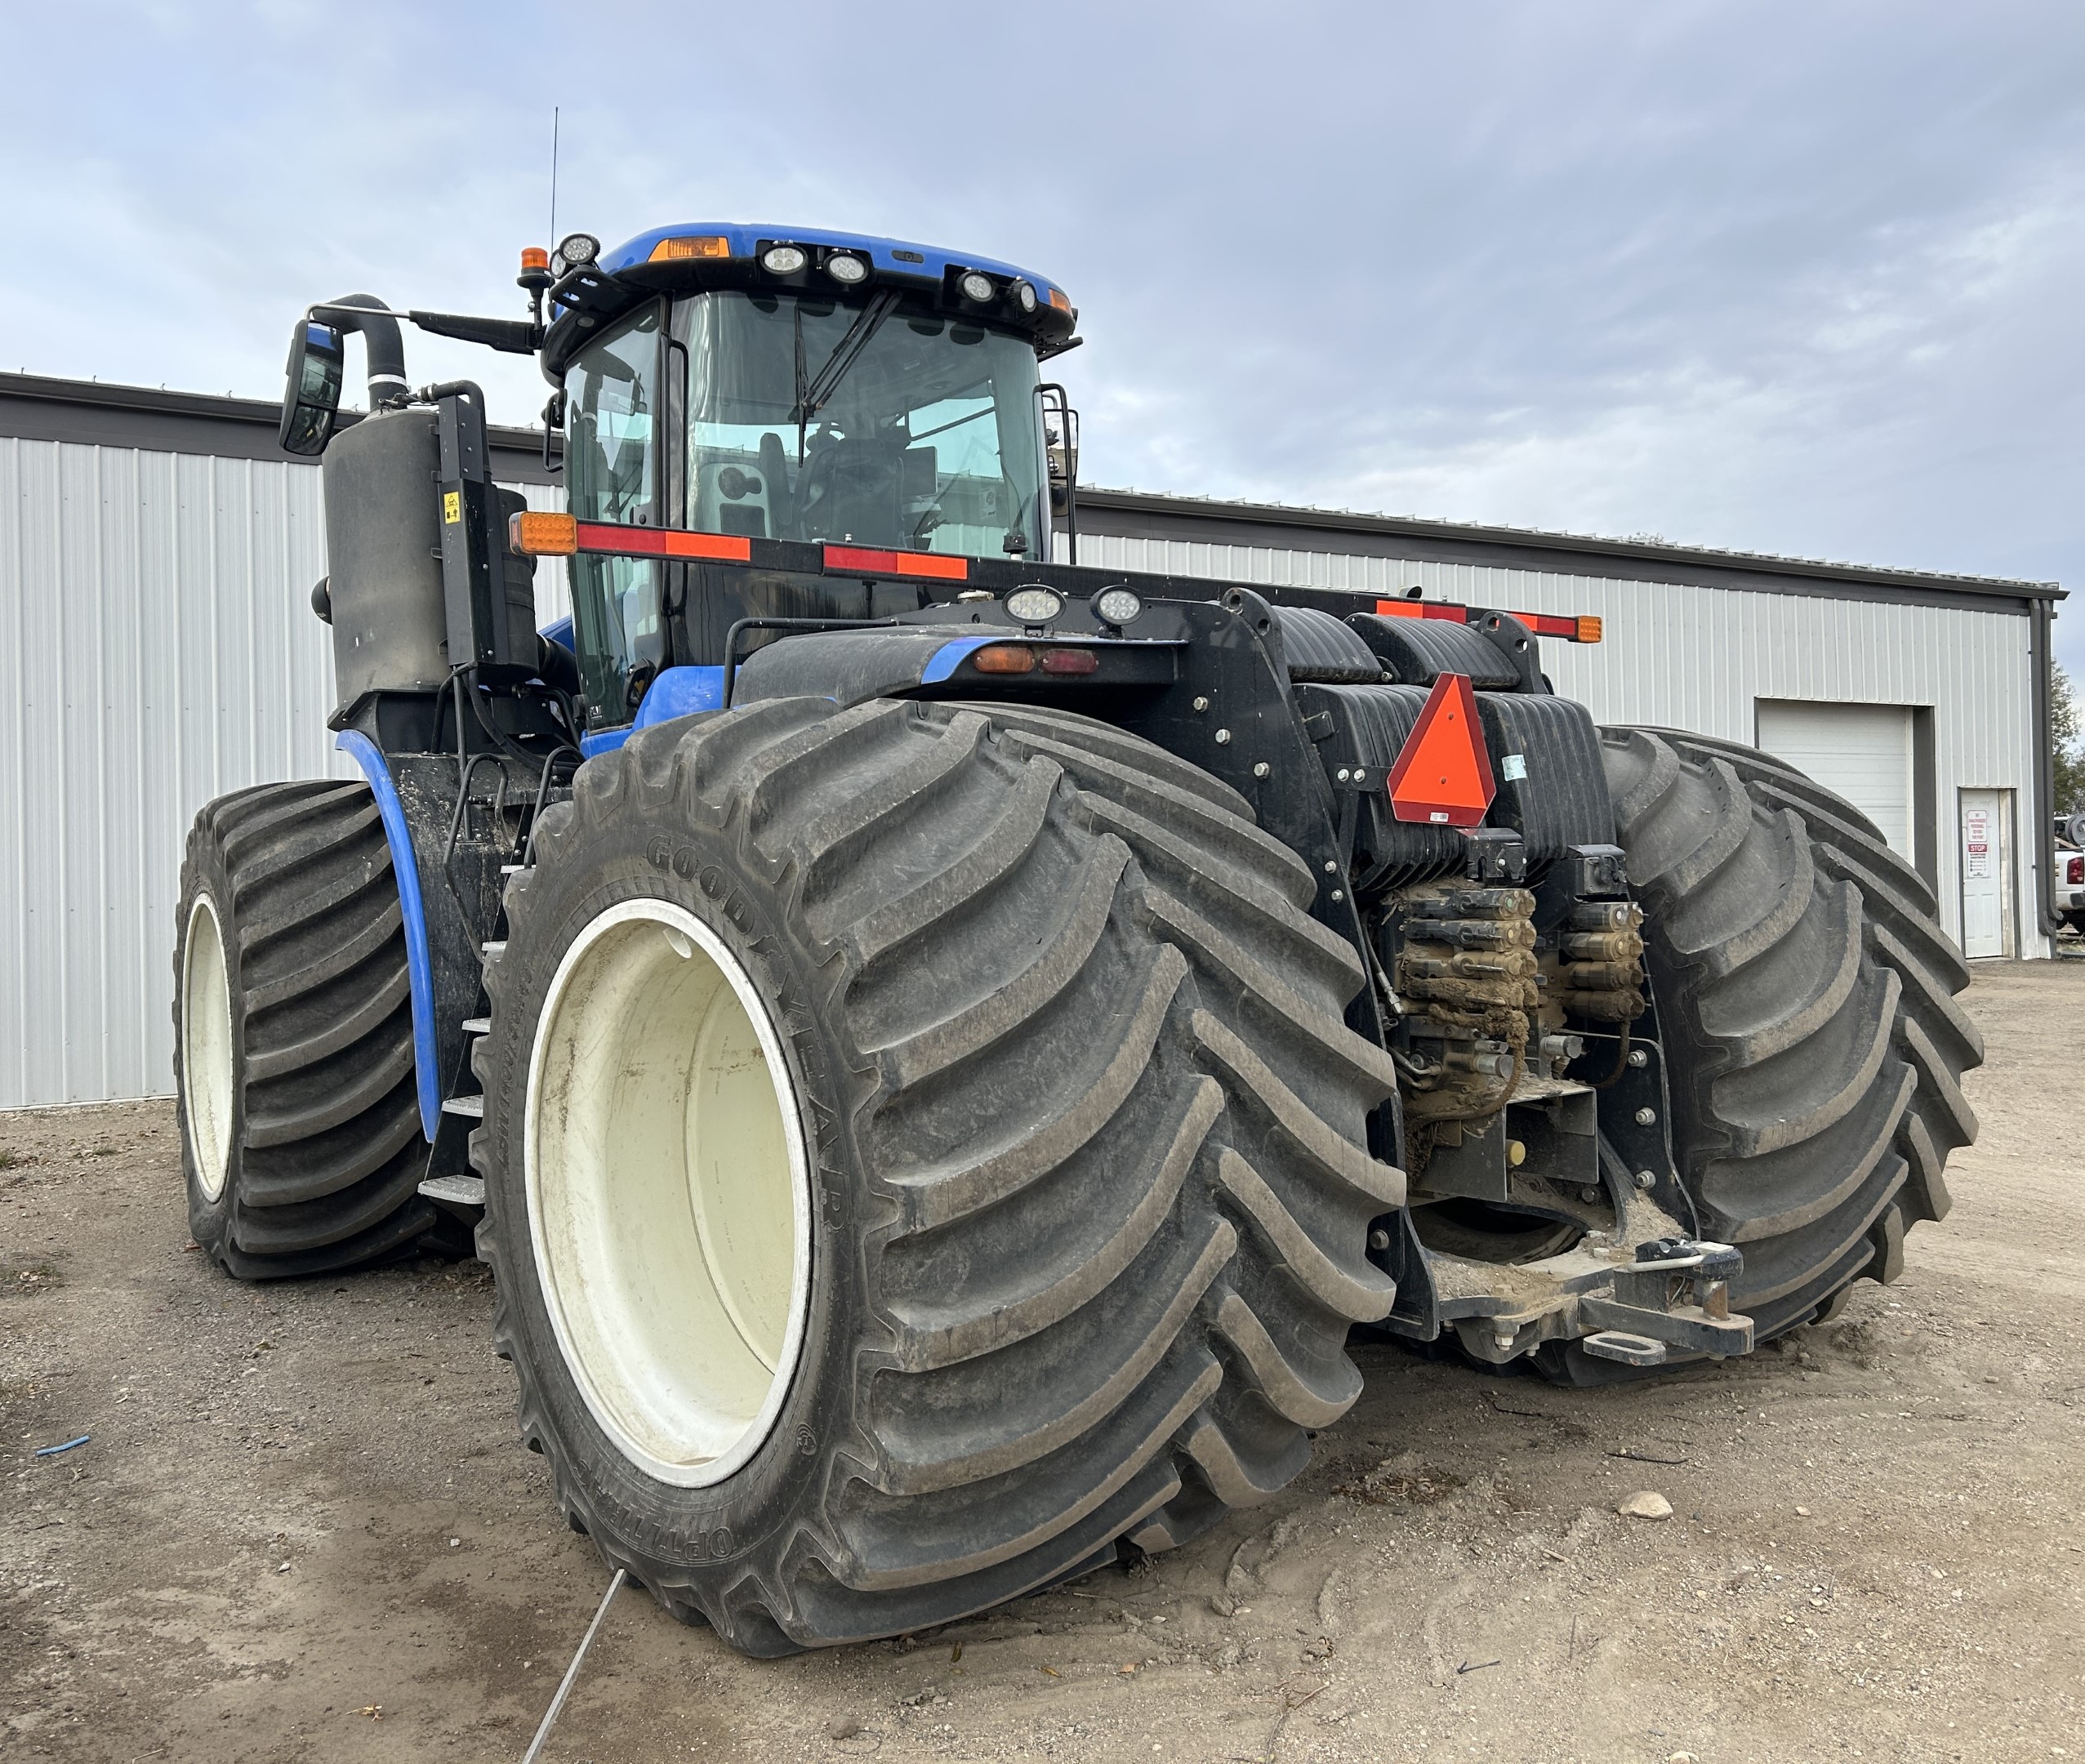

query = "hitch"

[{"left": 1579, "top": 1237, "right": 1752, "bottom": 1366}]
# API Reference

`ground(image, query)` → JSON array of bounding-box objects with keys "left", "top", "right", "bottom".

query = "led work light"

[
  {"left": 1094, "top": 588, "right": 1143, "bottom": 626},
  {"left": 1004, "top": 586, "right": 1063, "bottom": 625}
]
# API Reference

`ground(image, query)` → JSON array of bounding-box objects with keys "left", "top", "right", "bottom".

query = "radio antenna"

[{"left": 549, "top": 107, "right": 560, "bottom": 246}]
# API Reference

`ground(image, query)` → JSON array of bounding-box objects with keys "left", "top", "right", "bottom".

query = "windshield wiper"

[
  {"left": 793, "top": 290, "right": 902, "bottom": 460},
  {"left": 908, "top": 403, "right": 992, "bottom": 446}
]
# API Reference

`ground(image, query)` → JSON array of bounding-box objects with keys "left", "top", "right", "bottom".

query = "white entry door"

[
  {"left": 1958, "top": 788, "right": 2011, "bottom": 958},
  {"left": 1756, "top": 700, "right": 1915, "bottom": 858}
]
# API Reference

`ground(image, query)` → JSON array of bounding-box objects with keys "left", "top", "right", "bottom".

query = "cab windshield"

[{"left": 674, "top": 291, "right": 1047, "bottom": 561}]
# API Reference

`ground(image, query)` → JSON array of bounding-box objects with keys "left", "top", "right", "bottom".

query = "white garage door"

[{"left": 1755, "top": 700, "right": 1914, "bottom": 858}]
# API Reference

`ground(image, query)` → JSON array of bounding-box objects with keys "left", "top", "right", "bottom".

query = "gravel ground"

[{"left": 3, "top": 956, "right": 2083, "bottom": 1763}]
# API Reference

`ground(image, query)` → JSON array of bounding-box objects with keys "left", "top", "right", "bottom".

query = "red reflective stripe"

[
  {"left": 823, "top": 544, "right": 969, "bottom": 581},
  {"left": 662, "top": 529, "right": 754, "bottom": 561},
  {"left": 1372, "top": 598, "right": 1472, "bottom": 621},
  {"left": 574, "top": 520, "right": 667, "bottom": 555},
  {"left": 572, "top": 521, "right": 751, "bottom": 563},
  {"left": 1375, "top": 596, "right": 1597, "bottom": 640}
]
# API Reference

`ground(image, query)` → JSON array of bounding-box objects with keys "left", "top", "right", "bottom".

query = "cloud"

[{"left": 2, "top": 0, "right": 2079, "bottom": 664}]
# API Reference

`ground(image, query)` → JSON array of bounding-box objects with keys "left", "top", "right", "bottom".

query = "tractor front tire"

[
  {"left": 1584, "top": 728, "right": 1982, "bottom": 1362},
  {"left": 471, "top": 697, "right": 1403, "bottom": 1653},
  {"left": 175, "top": 780, "right": 452, "bottom": 1278}
]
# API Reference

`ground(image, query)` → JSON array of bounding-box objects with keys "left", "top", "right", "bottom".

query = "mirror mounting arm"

[{"left": 1036, "top": 382, "right": 1080, "bottom": 565}]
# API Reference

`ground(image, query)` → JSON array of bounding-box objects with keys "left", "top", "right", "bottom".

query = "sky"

[{"left": 6, "top": 0, "right": 2083, "bottom": 673}]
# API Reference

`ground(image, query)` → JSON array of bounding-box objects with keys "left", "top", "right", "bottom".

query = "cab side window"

[{"left": 565, "top": 305, "right": 664, "bottom": 719}]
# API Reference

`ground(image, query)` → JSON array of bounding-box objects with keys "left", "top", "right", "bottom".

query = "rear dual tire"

[
  {"left": 472, "top": 697, "right": 1405, "bottom": 1653},
  {"left": 1579, "top": 727, "right": 1983, "bottom": 1369},
  {"left": 174, "top": 780, "right": 453, "bottom": 1277}
]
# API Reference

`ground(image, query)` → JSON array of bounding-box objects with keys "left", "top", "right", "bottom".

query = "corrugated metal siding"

[
  {"left": 519, "top": 480, "right": 572, "bottom": 626},
  {"left": 0, "top": 448, "right": 2037, "bottom": 1108},
  {"left": 0, "top": 436, "right": 566, "bottom": 1109},
  {"left": 1071, "top": 531, "right": 2040, "bottom": 969}
]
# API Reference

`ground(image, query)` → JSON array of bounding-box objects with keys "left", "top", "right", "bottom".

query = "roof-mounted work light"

[
  {"left": 558, "top": 232, "right": 600, "bottom": 267},
  {"left": 958, "top": 270, "right": 996, "bottom": 304},
  {"left": 825, "top": 252, "right": 869, "bottom": 285}
]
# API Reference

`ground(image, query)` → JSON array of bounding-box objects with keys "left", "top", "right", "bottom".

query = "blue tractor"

[{"left": 172, "top": 222, "right": 1980, "bottom": 1652}]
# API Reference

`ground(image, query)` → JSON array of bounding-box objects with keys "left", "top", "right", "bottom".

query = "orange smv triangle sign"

[{"left": 1385, "top": 672, "right": 1495, "bottom": 826}]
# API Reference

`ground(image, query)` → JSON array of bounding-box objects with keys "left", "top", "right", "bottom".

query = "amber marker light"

[
  {"left": 972, "top": 644, "right": 1035, "bottom": 675},
  {"left": 650, "top": 235, "right": 732, "bottom": 261},
  {"left": 510, "top": 511, "right": 578, "bottom": 556},
  {"left": 1575, "top": 615, "right": 1604, "bottom": 644}
]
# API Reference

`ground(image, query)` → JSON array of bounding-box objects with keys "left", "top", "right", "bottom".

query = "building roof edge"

[{"left": 1078, "top": 485, "right": 2064, "bottom": 603}]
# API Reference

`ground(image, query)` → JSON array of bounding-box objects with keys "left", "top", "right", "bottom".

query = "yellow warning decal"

[{"left": 443, "top": 491, "right": 461, "bottom": 524}]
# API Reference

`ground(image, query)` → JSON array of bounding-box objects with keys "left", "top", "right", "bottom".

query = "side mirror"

[{"left": 278, "top": 318, "right": 346, "bottom": 457}]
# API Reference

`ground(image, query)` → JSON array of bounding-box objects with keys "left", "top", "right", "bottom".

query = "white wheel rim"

[
  {"left": 525, "top": 898, "right": 813, "bottom": 1487},
  {"left": 181, "top": 893, "right": 235, "bottom": 1201}
]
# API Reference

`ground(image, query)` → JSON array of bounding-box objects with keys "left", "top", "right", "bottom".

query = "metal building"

[{"left": 0, "top": 372, "right": 2064, "bottom": 1110}]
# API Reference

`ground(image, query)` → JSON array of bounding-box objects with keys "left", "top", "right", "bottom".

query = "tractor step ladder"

[
  {"left": 417, "top": 871, "right": 532, "bottom": 1214},
  {"left": 418, "top": 1006, "right": 496, "bottom": 1200}
]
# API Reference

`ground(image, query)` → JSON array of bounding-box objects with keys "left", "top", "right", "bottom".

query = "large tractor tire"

[
  {"left": 1589, "top": 727, "right": 1982, "bottom": 1355},
  {"left": 175, "top": 779, "right": 451, "bottom": 1277},
  {"left": 470, "top": 697, "right": 1402, "bottom": 1653}
]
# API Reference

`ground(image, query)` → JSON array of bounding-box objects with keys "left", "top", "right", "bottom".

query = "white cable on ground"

[{"left": 521, "top": 1566, "right": 626, "bottom": 1763}]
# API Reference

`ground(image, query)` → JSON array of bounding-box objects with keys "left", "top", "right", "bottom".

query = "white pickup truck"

[{"left": 2057, "top": 814, "right": 2085, "bottom": 934}]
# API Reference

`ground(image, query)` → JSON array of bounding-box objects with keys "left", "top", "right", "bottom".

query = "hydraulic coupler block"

[
  {"left": 1554, "top": 899, "right": 1647, "bottom": 1022},
  {"left": 1395, "top": 886, "right": 1541, "bottom": 1024}
]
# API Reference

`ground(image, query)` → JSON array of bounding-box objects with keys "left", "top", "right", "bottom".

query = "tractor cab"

[
  {"left": 531, "top": 225, "right": 1080, "bottom": 719},
  {"left": 274, "top": 222, "right": 1085, "bottom": 742},
  {"left": 548, "top": 225, "right": 1075, "bottom": 559}
]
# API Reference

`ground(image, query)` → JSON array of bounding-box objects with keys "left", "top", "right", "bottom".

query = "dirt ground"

[{"left": 4, "top": 959, "right": 2083, "bottom": 1764}]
